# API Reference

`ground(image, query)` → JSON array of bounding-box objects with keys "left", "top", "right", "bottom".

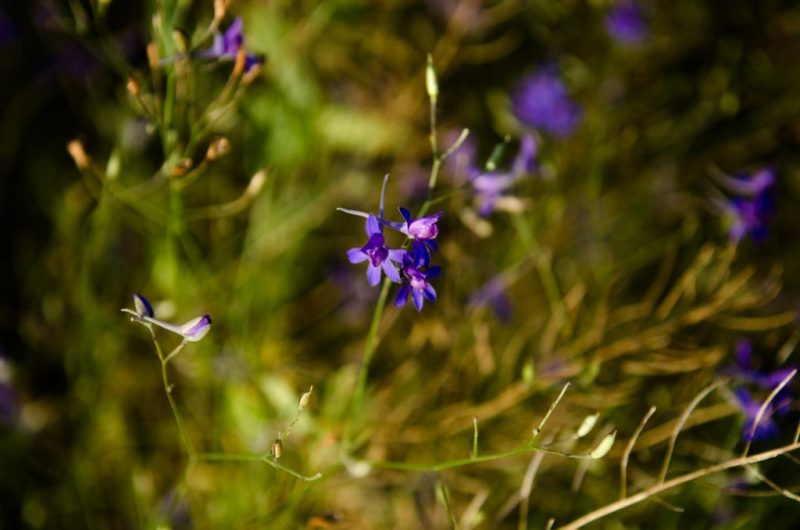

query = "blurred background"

[{"left": 3, "top": 0, "right": 800, "bottom": 528}]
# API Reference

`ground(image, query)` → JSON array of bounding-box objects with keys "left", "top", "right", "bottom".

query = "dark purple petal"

[
  {"left": 394, "top": 285, "right": 410, "bottom": 307},
  {"left": 133, "top": 293, "right": 155, "bottom": 318},
  {"left": 399, "top": 207, "right": 412, "bottom": 225},
  {"left": 735, "top": 339, "right": 752, "bottom": 368},
  {"left": 423, "top": 284, "right": 437, "bottom": 301}
]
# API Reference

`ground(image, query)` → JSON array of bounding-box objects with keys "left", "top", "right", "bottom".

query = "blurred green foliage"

[{"left": 3, "top": 0, "right": 800, "bottom": 528}]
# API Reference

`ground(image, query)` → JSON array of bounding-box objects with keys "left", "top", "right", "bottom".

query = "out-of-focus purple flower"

[
  {"left": 723, "top": 338, "right": 794, "bottom": 442},
  {"left": 725, "top": 338, "right": 795, "bottom": 390},
  {"left": 713, "top": 167, "right": 776, "bottom": 243},
  {"left": 347, "top": 215, "right": 405, "bottom": 286},
  {"left": 512, "top": 67, "right": 581, "bottom": 138},
  {"left": 469, "top": 135, "right": 537, "bottom": 216},
  {"left": 605, "top": 1, "right": 648, "bottom": 45},
  {"left": 444, "top": 131, "right": 479, "bottom": 186},
  {"left": 0, "top": 355, "right": 17, "bottom": 426},
  {"left": 733, "top": 387, "right": 787, "bottom": 442},
  {"left": 468, "top": 277, "right": 513, "bottom": 321},
  {"left": 198, "top": 17, "right": 263, "bottom": 73},
  {"left": 395, "top": 249, "right": 440, "bottom": 312}
]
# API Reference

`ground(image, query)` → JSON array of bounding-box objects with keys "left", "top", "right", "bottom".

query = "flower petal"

[
  {"left": 394, "top": 285, "right": 409, "bottom": 307},
  {"left": 366, "top": 263, "right": 382, "bottom": 286},
  {"left": 411, "top": 289, "right": 425, "bottom": 311},
  {"left": 366, "top": 215, "right": 381, "bottom": 236},
  {"left": 347, "top": 248, "right": 368, "bottom": 264},
  {"left": 382, "top": 261, "right": 401, "bottom": 283}
]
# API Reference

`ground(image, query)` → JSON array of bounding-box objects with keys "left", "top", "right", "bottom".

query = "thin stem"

[
  {"left": 532, "top": 382, "right": 570, "bottom": 441},
  {"left": 192, "top": 453, "right": 322, "bottom": 482},
  {"left": 557, "top": 441, "right": 800, "bottom": 530},
  {"left": 471, "top": 417, "right": 479, "bottom": 460},
  {"left": 621, "top": 406, "right": 656, "bottom": 499},
  {"left": 659, "top": 379, "right": 725, "bottom": 483},
  {"left": 742, "top": 369, "right": 797, "bottom": 457},
  {"left": 151, "top": 335, "right": 194, "bottom": 457},
  {"left": 345, "top": 277, "right": 393, "bottom": 452},
  {"left": 371, "top": 439, "right": 593, "bottom": 473}
]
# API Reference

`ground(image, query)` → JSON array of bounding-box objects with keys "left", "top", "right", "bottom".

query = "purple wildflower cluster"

[
  {"left": 712, "top": 167, "right": 776, "bottom": 243},
  {"left": 342, "top": 179, "right": 443, "bottom": 311},
  {"left": 725, "top": 339, "right": 794, "bottom": 441}
]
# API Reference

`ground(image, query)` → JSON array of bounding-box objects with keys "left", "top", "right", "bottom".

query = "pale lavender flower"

[
  {"left": 122, "top": 294, "right": 212, "bottom": 342},
  {"left": 347, "top": 215, "right": 405, "bottom": 286},
  {"left": 605, "top": 1, "right": 648, "bottom": 45},
  {"left": 0, "top": 354, "right": 17, "bottom": 426},
  {"left": 512, "top": 67, "right": 581, "bottom": 137},
  {"left": 470, "top": 135, "right": 537, "bottom": 216},
  {"left": 395, "top": 248, "right": 440, "bottom": 312}
]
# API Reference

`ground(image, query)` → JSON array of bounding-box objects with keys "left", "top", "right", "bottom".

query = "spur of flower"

[
  {"left": 347, "top": 215, "right": 405, "bottom": 286},
  {"left": 122, "top": 294, "right": 212, "bottom": 342},
  {"left": 394, "top": 248, "right": 440, "bottom": 312}
]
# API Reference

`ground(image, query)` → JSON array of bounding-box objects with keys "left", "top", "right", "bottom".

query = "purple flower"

[
  {"left": 512, "top": 67, "right": 581, "bottom": 138},
  {"left": 713, "top": 167, "right": 776, "bottom": 243},
  {"left": 469, "top": 135, "right": 537, "bottom": 216},
  {"left": 199, "top": 17, "right": 263, "bottom": 73},
  {"left": 395, "top": 250, "right": 440, "bottom": 311},
  {"left": 347, "top": 215, "right": 405, "bottom": 286},
  {"left": 398, "top": 207, "right": 443, "bottom": 263},
  {"left": 605, "top": 1, "right": 648, "bottom": 45},
  {"left": 469, "top": 277, "right": 513, "bottom": 321},
  {"left": 726, "top": 338, "right": 795, "bottom": 390},
  {"left": 0, "top": 355, "right": 17, "bottom": 426},
  {"left": 733, "top": 387, "right": 787, "bottom": 442},
  {"left": 723, "top": 338, "right": 794, "bottom": 442}
]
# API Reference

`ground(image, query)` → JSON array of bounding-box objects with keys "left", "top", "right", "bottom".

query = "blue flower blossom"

[
  {"left": 347, "top": 215, "right": 405, "bottom": 286},
  {"left": 605, "top": 1, "right": 648, "bottom": 45},
  {"left": 512, "top": 67, "right": 581, "bottom": 138},
  {"left": 733, "top": 387, "right": 782, "bottom": 442},
  {"left": 395, "top": 249, "right": 441, "bottom": 312},
  {"left": 723, "top": 338, "right": 794, "bottom": 442},
  {"left": 713, "top": 167, "right": 775, "bottom": 243},
  {"left": 198, "top": 17, "right": 264, "bottom": 73}
]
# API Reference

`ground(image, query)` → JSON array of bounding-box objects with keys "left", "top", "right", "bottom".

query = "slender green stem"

[
  {"left": 192, "top": 453, "right": 322, "bottom": 481},
  {"left": 345, "top": 277, "right": 393, "bottom": 451},
  {"left": 370, "top": 441, "right": 594, "bottom": 473},
  {"left": 151, "top": 335, "right": 195, "bottom": 457}
]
